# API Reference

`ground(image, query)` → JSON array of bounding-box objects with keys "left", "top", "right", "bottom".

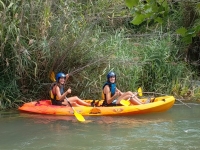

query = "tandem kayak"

[{"left": 18, "top": 96, "right": 175, "bottom": 116}]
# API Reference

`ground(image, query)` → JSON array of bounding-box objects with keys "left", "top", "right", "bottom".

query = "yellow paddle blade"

[
  {"left": 66, "top": 98, "right": 86, "bottom": 122},
  {"left": 120, "top": 100, "right": 130, "bottom": 106},
  {"left": 50, "top": 71, "right": 56, "bottom": 82},
  {"left": 138, "top": 87, "right": 143, "bottom": 97},
  {"left": 74, "top": 110, "right": 85, "bottom": 122}
]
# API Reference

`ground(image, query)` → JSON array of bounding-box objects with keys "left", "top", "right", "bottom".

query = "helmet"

[
  {"left": 56, "top": 72, "right": 66, "bottom": 82},
  {"left": 107, "top": 71, "right": 116, "bottom": 81}
]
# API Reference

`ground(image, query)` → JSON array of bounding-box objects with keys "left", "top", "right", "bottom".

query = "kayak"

[{"left": 18, "top": 96, "right": 175, "bottom": 116}]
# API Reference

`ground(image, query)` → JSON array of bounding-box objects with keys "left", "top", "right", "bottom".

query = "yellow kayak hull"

[{"left": 18, "top": 96, "right": 175, "bottom": 116}]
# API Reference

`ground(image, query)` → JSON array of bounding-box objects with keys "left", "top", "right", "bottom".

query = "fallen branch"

[
  {"left": 175, "top": 98, "right": 191, "bottom": 108},
  {"left": 142, "top": 92, "right": 191, "bottom": 108}
]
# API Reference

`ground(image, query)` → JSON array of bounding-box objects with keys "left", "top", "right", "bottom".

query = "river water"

[{"left": 0, "top": 102, "right": 199, "bottom": 150}]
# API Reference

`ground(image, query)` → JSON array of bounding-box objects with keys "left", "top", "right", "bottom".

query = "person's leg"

[
  {"left": 116, "top": 92, "right": 130, "bottom": 103},
  {"left": 116, "top": 91, "right": 133, "bottom": 104},
  {"left": 116, "top": 91, "right": 143, "bottom": 105},
  {"left": 67, "top": 96, "right": 90, "bottom": 106},
  {"left": 62, "top": 100, "right": 82, "bottom": 107},
  {"left": 129, "top": 96, "right": 143, "bottom": 105},
  {"left": 129, "top": 93, "right": 144, "bottom": 105}
]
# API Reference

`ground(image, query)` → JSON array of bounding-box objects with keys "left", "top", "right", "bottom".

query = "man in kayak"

[
  {"left": 102, "top": 71, "right": 144, "bottom": 106},
  {"left": 50, "top": 72, "right": 91, "bottom": 107}
]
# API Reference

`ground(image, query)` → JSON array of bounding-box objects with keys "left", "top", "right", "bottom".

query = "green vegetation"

[
  {"left": 0, "top": 0, "right": 200, "bottom": 109},
  {"left": 126, "top": 0, "right": 200, "bottom": 44}
]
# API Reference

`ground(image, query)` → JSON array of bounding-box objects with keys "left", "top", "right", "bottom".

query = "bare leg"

[
  {"left": 62, "top": 101, "right": 82, "bottom": 107},
  {"left": 130, "top": 93, "right": 144, "bottom": 105},
  {"left": 116, "top": 91, "right": 143, "bottom": 105},
  {"left": 116, "top": 91, "right": 132, "bottom": 104},
  {"left": 67, "top": 96, "right": 90, "bottom": 106},
  {"left": 130, "top": 96, "right": 143, "bottom": 105}
]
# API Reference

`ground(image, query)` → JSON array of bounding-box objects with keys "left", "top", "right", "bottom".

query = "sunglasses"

[{"left": 109, "top": 76, "right": 115, "bottom": 78}]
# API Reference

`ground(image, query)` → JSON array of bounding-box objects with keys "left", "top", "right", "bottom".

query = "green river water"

[{"left": 0, "top": 102, "right": 199, "bottom": 150}]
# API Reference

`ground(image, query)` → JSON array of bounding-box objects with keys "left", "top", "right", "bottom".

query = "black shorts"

[
  {"left": 51, "top": 99, "right": 64, "bottom": 106},
  {"left": 102, "top": 100, "right": 122, "bottom": 106}
]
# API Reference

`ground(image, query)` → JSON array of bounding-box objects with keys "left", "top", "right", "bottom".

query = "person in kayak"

[
  {"left": 102, "top": 71, "right": 144, "bottom": 106},
  {"left": 50, "top": 72, "right": 91, "bottom": 107}
]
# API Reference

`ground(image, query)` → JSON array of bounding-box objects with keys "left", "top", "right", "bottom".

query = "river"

[{"left": 0, "top": 102, "right": 199, "bottom": 150}]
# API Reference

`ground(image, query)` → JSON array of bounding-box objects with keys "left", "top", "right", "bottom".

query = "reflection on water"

[{"left": 0, "top": 103, "right": 200, "bottom": 150}]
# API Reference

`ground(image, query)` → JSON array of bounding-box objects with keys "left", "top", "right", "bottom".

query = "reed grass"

[
  {"left": 79, "top": 28, "right": 199, "bottom": 100},
  {"left": 0, "top": 0, "right": 199, "bottom": 109}
]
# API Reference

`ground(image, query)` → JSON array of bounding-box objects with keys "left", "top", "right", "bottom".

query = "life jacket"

[
  {"left": 49, "top": 83, "right": 64, "bottom": 102},
  {"left": 102, "top": 82, "right": 116, "bottom": 106}
]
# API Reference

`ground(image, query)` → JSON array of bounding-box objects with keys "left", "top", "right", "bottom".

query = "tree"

[{"left": 125, "top": 0, "right": 200, "bottom": 44}]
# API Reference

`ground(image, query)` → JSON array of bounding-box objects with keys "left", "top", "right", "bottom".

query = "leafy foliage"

[
  {"left": 125, "top": 0, "right": 200, "bottom": 44},
  {"left": 125, "top": 0, "right": 169, "bottom": 25}
]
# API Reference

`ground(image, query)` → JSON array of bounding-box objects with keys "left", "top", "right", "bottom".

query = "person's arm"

[
  {"left": 104, "top": 85, "right": 119, "bottom": 104},
  {"left": 116, "top": 88, "right": 123, "bottom": 96},
  {"left": 55, "top": 86, "right": 71, "bottom": 100},
  {"left": 65, "top": 74, "right": 69, "bottom": 81}
]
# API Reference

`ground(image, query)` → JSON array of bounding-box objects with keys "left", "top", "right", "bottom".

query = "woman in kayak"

[
  {"left": 50, "top": 72, "right": 91, "bottom": 107},
  {"left": 102, "top": 71, "right": 144, "bottom": 106}
]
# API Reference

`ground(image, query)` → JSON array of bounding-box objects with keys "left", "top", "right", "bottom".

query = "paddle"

[
  {"left": 49, "top": 56, "right": 108, "bottom": 79},
  {"left": 120, "top": 87, "right": 143, "bottom": 106},
  {"left": 138, "top": 87, "right": 143, "bottom": 97},
  {"left": 66, "top": 98, "right": 85, "bottom": 122},
  {"left": 49, "top": 72, "right": 85, "bottom": 122},
  {"left": 50, "top": 71, "right": 56, "bottom": 82}
]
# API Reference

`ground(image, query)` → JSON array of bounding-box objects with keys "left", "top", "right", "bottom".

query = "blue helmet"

[
  {"left": 56, "top": 72, "right": 66, "bottom": 82},
  {"left": 107, "top": 71, "right": 116, "bottom": 81}
]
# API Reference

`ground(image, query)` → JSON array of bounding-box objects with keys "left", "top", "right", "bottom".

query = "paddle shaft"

[
  {"left": 66, "top": 98, "right": 74, "bottom": 110},
  {"left": 120, "top": 88, "right": 143, "bottom": 106},
  {"left": 68, "top": 56, "right": 107, "bottom": 75},
  {"left": 47, "top": 57, "right": 107, "bottom": 84}
]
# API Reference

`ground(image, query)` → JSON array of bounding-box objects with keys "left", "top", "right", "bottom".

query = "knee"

[
  {"left": 74, "top": 96, "right": 81, "bottom": 100},
  {"left": 126, "top": 91, "right": 133, "bottom": 95},
  {"left": 74, "top": 96, "right": 78, "bottom": 99},
  {"left": 128, "top": 91, "right": 137, "bottom": 96}
]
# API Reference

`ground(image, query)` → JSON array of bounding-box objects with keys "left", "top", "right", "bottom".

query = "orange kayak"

[{"left": 18, "top": 96, "right": 175, "bottom": 116}]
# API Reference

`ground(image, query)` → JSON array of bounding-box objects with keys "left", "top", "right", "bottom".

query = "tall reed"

[{"left": 0, "top": 0, "right": 199, "bottom": 109}]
